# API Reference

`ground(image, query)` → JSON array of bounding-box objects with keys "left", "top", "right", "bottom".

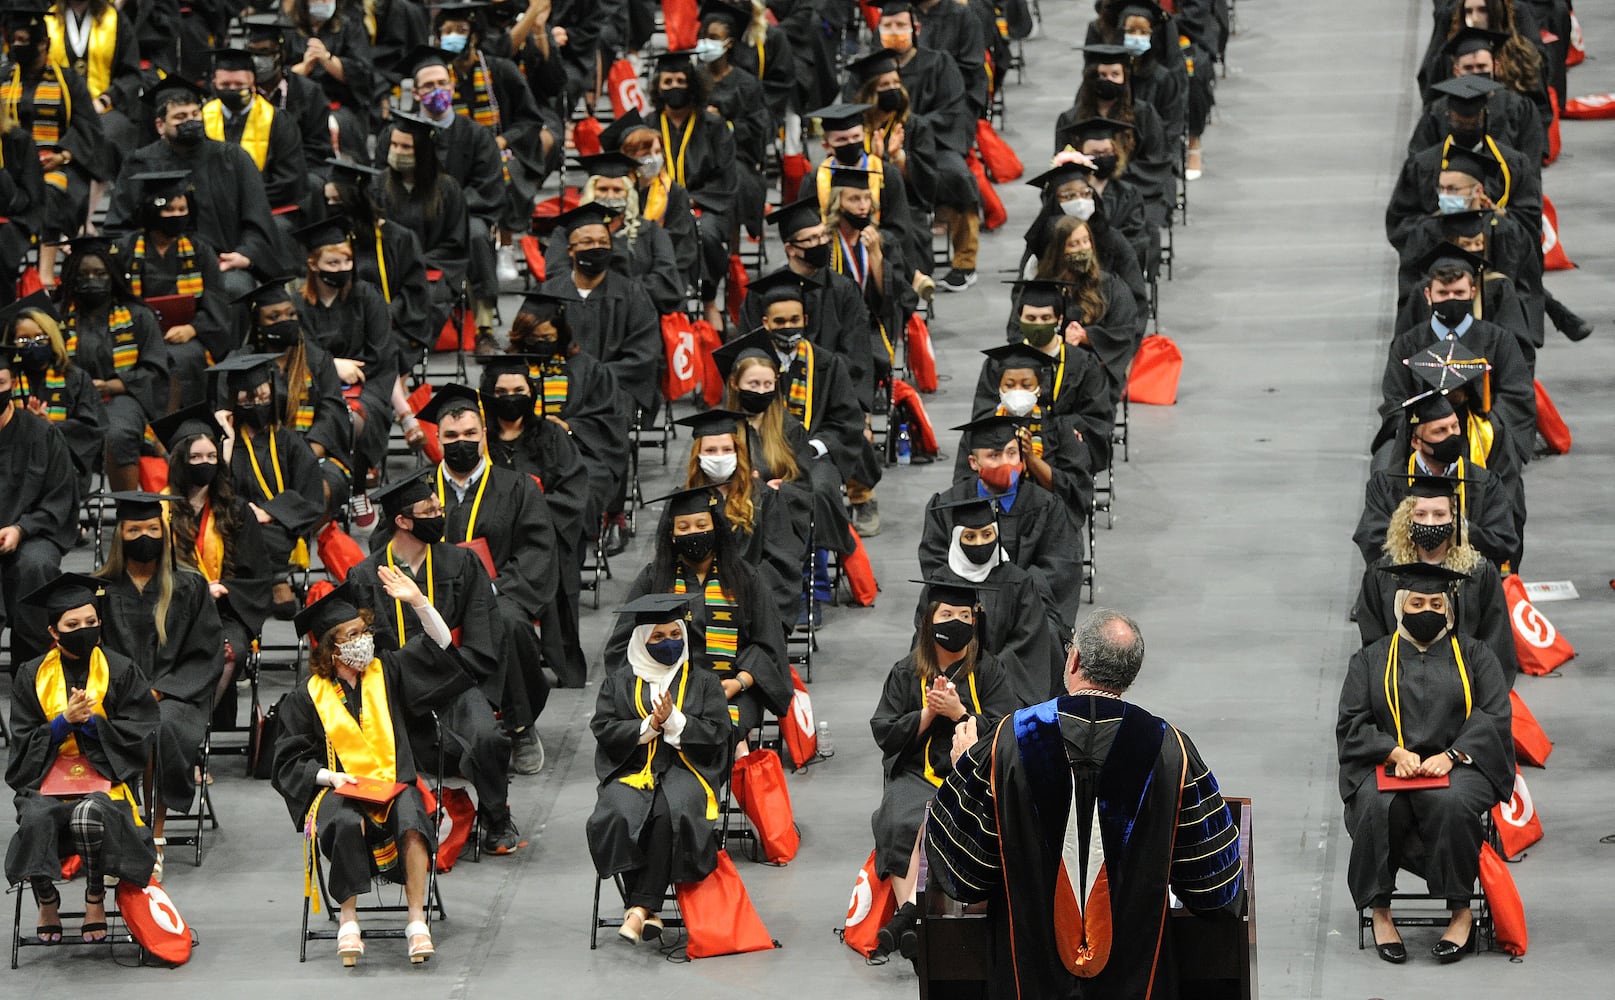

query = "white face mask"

[
  {"left": 999, "top": 388, "right": 1038, "bottom": 417},
  {"left": 308, "top": 0, "right": 337, "bottom": 20},
  {"left": 693, "top": 37, "right": 728, "bottom": 64},
  {"left": 336, "top": 633, "right": 374, "bottom": 671},
  {"left": 1060, "top": 197, "right": 1096, "bottom": 221},
  {"left": 699, "top": 452, "right": 738, "bottom": 481},
  {"left": 638, "top": 154, "right": 664, "bottom": 179}
]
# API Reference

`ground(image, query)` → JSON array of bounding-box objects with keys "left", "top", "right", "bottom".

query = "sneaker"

[
  {"left": 474, "top": 330, "right": 501, "bottom": 356},
  {"left": 480, "top": 817, "right": 527, "bottom": 855},
  {"left": 496, "top": 246, "right": 520, "bottom": 284},
  {"left": 796, "top": 599, "right": 823, "bottom": 629},
  {"left": 851, "top": 498, "right": 882, "bottom": 537},
  {"left": 939, "top": 268, "right": 977, "bottom": 292},
  {"left": 603, "top": 514, "right": 630, "bottom": 556},
  {"left": 511, "top": 728, "right": 545, "bottom": 775},
  {"left": 349, "top": 492, "right": 376, "bottom": 530}
]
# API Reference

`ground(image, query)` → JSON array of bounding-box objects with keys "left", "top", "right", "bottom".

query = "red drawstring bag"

[
  {"left": 1534, "top": 381, "right": 1572, "bottom": 454},
  {"left": 975, "top": 119, "right": 1024, "bottom": 183},
  {"left": 1544, "top": 87, "right": 1561, "bottom": 165},
  {"left": 116, "top": 880, "right": 193, "bottom": 965},
  {"left": 435, "top": 305, "right": 475, "bottom": 352},
  {"left": 532, "top": 187, "right": 581, "bottom": 228},
  {"left": 659, "top": 313, "right": 699, "bottom": 401},
  {"left": 1563, "top": 92, "right": 1615, "bottom": 118},
  {"left": 408, "top": 381, "right": 445, "bottom": 463},
  {"left": 839, "top": 848, "right": 895, "bottom": 957},
  {"left": 1566, "top": 11, "right": 1586, "bottom": 67},
  {"left": 905, "top": 313, "right": 937, "bottom": 392},
  {"left": 316, "top": 521, "right": 366, "bottom": 583},
  {"left": 1478, "top": 842, "right": 1528, "bottom": 956},
  {"left": 417, "top": 781, "right": 479, "bottom": 872},
  {"left": 606, "top": 59, "right": 647, "bottom": 118},
  {"left": 662, "top": 0, "right": 699, "bottom": 49},
  {"left": 693, "top": 318, "right": 725, "bottom": 406},
  {"left": 890, "top": 378, "right": 938, "bottom": 455},
  {"left": 781, "top": 152, "right": 811, "bottom": 203},
  {"left": 674, "top": 850, "right": 777, "bottom": 958},
  {"left": 1509, "top": 690, "right": 1553, "bottom": 766},
  {"left": 858, "top": 1, "right": 880, "bottom": 31},
  {"left": 1492, "top": 767, "right": 1544, "bottom": 859},
  {"left": 1124, "top": 334, "right": 1182, "bottom": 405},
  {"left": 841, "top": 526, "right": 878, "bottom": 607},
  {"left": 573, "top": 115, "right": 604, "bottom": 157},
  {"left": 780, "top": 666, "right": 818, "bottom": 769},
  {"left": 726, "top": 254, "right": 750, "bottom": 325},
  {"left": 1502, "top": 574, "right": 1575, "bottom": 675},
  {"left": 518, "top": 234, "right": 546, "bottom": 282},
  {"left": 138, "top": 455, "right": 169, "bottom": 492},
  {"left": 1541, "top": 196, "right": 1574, "bottom": 271},
  {"left": 965, "top": 149, "right": 1008, "bottom": 231},
  {"left": 16, "top": 265, "right": 42, "bottom": 297},
  {"left": 731, "top": 748, "right": 801, "bottom": 863}
]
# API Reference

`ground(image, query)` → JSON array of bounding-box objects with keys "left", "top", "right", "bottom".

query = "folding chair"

[
  {"left": 1356, "top": 815, "right": 1499, "bottom": 955},
  {"left": 1082, "top": 512, "right": 1097, "bottom": 606},
  {"left": 1093, "top": 461, "right": 1115, "bottom": 531},
  {"left": 590, "top": 872, "right": 685, "bottom": 949},
  {"left": 580, "top": 513, "right": 613, "bottom": 610},
  {"left": 9, "top": 877, "right": 135, "bottom": 969},
  {"left": 629, "top": 400, "right": 676, "bottom": 512},
  {"left": 156, "top": 728, "right": 220, "bottom": 868}
]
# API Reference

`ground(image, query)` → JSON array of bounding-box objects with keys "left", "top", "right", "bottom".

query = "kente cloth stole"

[
  {"left": 674, "top": 570, "right": 738, "bottom": 674},
  {"left": 129, "top": 235, "right": 203, "bottom": 298},
  {"left": 66, "top": 306, "right": 138, "bottom": 374},
  {"left": 15, "top": 369, "right": 68, "bottom": 421},
  {"left": 785, "top": 340, "right": 814, "bottom": 429}
]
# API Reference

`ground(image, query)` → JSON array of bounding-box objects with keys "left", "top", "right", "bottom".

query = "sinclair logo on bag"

[{"left": 847, "top": 868, "right": 876, "bottom": 927}]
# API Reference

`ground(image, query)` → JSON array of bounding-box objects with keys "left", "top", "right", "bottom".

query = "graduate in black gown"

[
  {"left": 1385, "top": 128, "right": 1540, "bottom": 258},
  {"left": 927, "top": 607, "right": 1245, "bottom": 997},
  {"left": 477, "top": 353, "right": 593, "bottom": 687},
  {"left": 810, "top": 100, "right": 930, "bottom": 291},
  {"left": 201, "top": 47, "right": 312, "bottom": 213},
  {"left": 541, "top": 153, "right": 686, "bottom": 315},
  {"left": 0, "top": 353, "right": 80, "bottom": 664},
  {"left": 6, "top": 573, "right": 159, "bottom": 944},
  {"left": 1056, "top": 45, "right": 1175, "bottom": 220},
  {"left": 869, "top": 581, "right": 1015, "bottom": 959},
  {"left": 4, "top": 291, "right": 105, "bottom": 481},
  {"left": 347, "top": 470, "right": 524, "bottom": 854},
  {"left": 91, "top": 492, "right": 223, "bottom": 874},
  {"left": 696, "top": 6, "right": 771, "bottom": 240},
  {"left": 374, "top": 111, "right": 473, "bottom": 310},
  {"left": 1058, "top": 118, "right": 1156, "bottom": 281},
  {"left": 1025, "top": 214, "right": 1142, "bottom": 404},
  {"left": 1018, "top": 158, "right": 1149, "bottom": 320},
  {"left": 605, "top": 484, "right": 791, "bottom": 740},
  {"left": 920, "top": 415, "right": 1085, "bottom": 629},
  {"left": 1409, "top": 36, "right": 1543, "bottom": 167},
  {"left": 0, "top": 86, "right": 46, "bottom": 305},
  {"left": 245, "top": 14, "right": 352, "bottom": 171},
  {"left": 587, "top": 593, "right": 730, "bottom": 945},
  {"left": 273, "top": 579, "right": 474, "bottom": 966},
  {"left": 1338, "top": 563, "right": 1513, "bottom": 964}
]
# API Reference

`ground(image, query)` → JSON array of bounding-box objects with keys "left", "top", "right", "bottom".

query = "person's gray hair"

[{"left": 1074, "top": 608, "right": 1145, "bottom": 691}]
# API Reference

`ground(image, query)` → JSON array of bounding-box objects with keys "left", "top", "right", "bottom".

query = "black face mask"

[
  {"left": 799, "top": 242, "right": 831, "bottom": 269},
  {"left": 172, "top": 118, "right": 207, "bottom": 148},
  {"left": 830, "top": 142, "right": 864, "bottom": 166},
  {"left": 217, "top": 87, "right": 252, "bottom": 112},
  {"left": 74, "top": 277, "right": 111, "bottom": 305},
  {"left": 442, "top": 439, "right": 482, "bottom": 474},
  {"left": 1093, "top": 78, "right": 1124, "bottom": 101},
  {"left": 317, "top": 269, "right": 352, "bottom": 290},
  {"left": 0, "top": 387, "right": 11, "bottom": 407},
  {"left": 959, "top": 539, "right": 997, "bottom": 565},
  {"left": 1430, "top": 296, "right": 1472, "bottom": 327},
  {"left": 123, "top": 533, "right": 164, "bottom": 563},
  {"left": 672, "top": 529, "right": 715, "bottom": 563},
  {"left": 186, "top": 460, "right": 224, "bottom": 487},
  {"left": 736, "top": 388, "right": 776, "bottom": 415},
  {"left": 1426, "top": 433, "right": 1465, "bottom": 466},
  {"left": 660, "top": 86, "right": 691, "bottom": 109},
  {"left": 843, "top": 210, "right": 871, "bottom": 231},
  {"left": 18, "top": 343, "right": 54, "bottom": 370},
  {"left": 258, "top": 319, "right": 300, "bottom": 348},
  {"left": 1410, "top": 520, "right": 1455, "bottom": 552},
  {"left": 573, "top": 246, "right": 611, "bottom": 277},
  {"left": 1091, "top": 154, "right": 1118, "bottom": 180},
  {"left": 56, "top": 624, "right": 100, "bottom": 660},
  {"left": 252, "top": 53, "right": 282, "bottom": 81},
  {"left": 150, "top": 213, "right": 189, "bottom": 238},
  {"left": 235, "top": 400, "right": 274, "bottom": 429},
  {"left": 407, "top": 514, "right": 445, "bottom": 544},
  {"left": 770, "top": 327, "right": 804, "bottom": 354},
  {"left": 932, "top": 617, "right": 975, "bottom": 653},
  {"left": 490, "top": 393, "right": 532, "bottom": 422},
  {"left": 1402, "top": 609, "right": 1448, "bottom": 644},
  {"left": 1449, "top": 126, "right": 1483, "bottom": 148},
  {"left": 876, "top": 88, "right": 905, "bottom": 112}
]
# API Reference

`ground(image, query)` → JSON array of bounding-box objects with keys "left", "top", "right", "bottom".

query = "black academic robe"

[
  {"left": 540, "top": 270, "right": 661, "bottom": 413},
  {"left": 5, "top": 647, "right": 159, "bottom": 886},
  {"left": 3, "top": 61, "right": 111, "bottom": 194},
  {"left": 927, "top": 696, "right": 1244, "bottom": 1000},
  {"left": 170, "top": 492, "right": 273, "bottom": 639},
  {"left": 814, "top": 151, "right": 929, "bottom": 289},
  {"left": 1409, "top": 90, "right": 1544, "bottom": 169},
  {"left": 643, "top": 107, "right": 737, "bottom": 218},
  {"left": 107, "top": 138, "right": 283, "bottom": 276},
  {"left": 972, "top": 342, "right": 1114, "bottom": 473},
  {"left": 708, "top": 65, "right": 771, "bottom": 235},
  {"left": 1395, "top": 271, "right": 1534, "bottom": 363},
  {"left": 298, "top": 283, "right": 396, "bottom": 470},
  {"left": 1093, "top": 174, "right": 1154, "bottom": 278},
  {"left": 226, "top": 423, "right": 325, "bottom": 566},
  {"left": 262, "top": 70, "right": 341, "bottom": 174},
  {"left": 434, "top": 461, "right": 557, "bottom": 620},
  {"left": 1355, "top": 555, "right": 1519, "bottom": 682},
  {"left": 62, "top": 300, "right": 168, "bottom": 420},
  {"left": 916, "top": 0, "right": 988, "bottom": 116},
  {"left": 337, "top": 216, "right": 435, "bottom": 353},
  {"left": 921, "top": 477, "right": 1084, "bottom": 628},
  {"left": 521, "top": 349, "right": 630, "bottom": 522},
  {"left": 1396, "top": 211, "right": 1543, "bottom": 345},
  {"left": 636, "top": 177, "right": 699, "bottom": 291},
  {"left": 1019, "top": 203, "right": 1150, "bottom": 323},
  {"left": 739, "top": 266, "right": 877, "bottom": 413},
  {"left": 285, "top": 13, "right": 376, "bottom": 113},
  {"left": 1017, "top": 270, "right": 1140, "bottom": 406},
  {"left": 768, "top": 0, "right": 838, "bottom": 111},
  {"left": 202, "top": 96, "right": 310, "bottom": 208},
  {"left": 777, "top": 339, "right": 883, "bottom": 490},
  {"left": 586, "top": 660, "right": 730, "bottom": 884},
  {"left": 726, "top": 23, "right": 792, "bottom": 122},
  {"left": 952, "top": 407, "right": 1094, "bottom": 524},
  {"left": 1384, "top": 138, "right": 1542, "bottom": 255},
  {"left": 96, "top": 568, "right": 223, "bottom": 811},
  {"left": 541, "top": 218, "right": 684, "bottom": 316},
  {"left": 382, "top": 115, "right": 505, "bottom": 228},
  {"left": 377, "top": 175, "right": 472, "bottom": 294},
  {"left": 10, "top": 364, "right": 105, "bottom": 477},
  {"left": 0, "top": 406, "right": 79, "bottom": 552},
  {"left": 858, "top": 47, "right": 970, "bottom": 156},
  {"left": 116, "top": 229, "right": 235, "bottom": 367},
  {"left": 265, "top": 338, "right": 355, "bottom": 482},
  {"left": 0, "top": 122, "right": 45, "bottom": 282},
  {"left": 1378, "top": 318, "right": 1535, "bottom": 468},
  {"left": 914, "top": 565, "right": 1062, "bottom": 708},
  {"left": 1056, "top": 99, "right": 1174, "bottom": 218},
  {"left": 869, "top": 650, "right": 1015, "bottom": 877},
  {"left": 451, "top": 51, "right": 555, "bottom": 229},
  {"left": 1353, "top": 457, "right": 1518, "bottom": 571}
]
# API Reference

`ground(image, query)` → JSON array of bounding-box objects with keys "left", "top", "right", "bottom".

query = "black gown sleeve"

[{"left": 153, "top": 572, "right": 226, "bottom": 706}]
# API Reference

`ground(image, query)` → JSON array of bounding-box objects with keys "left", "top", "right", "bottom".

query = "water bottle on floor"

[
  {"left": 896, "top": 422, "right": 912, "bottom": 465},
  {"left": 817, "top": 720, "right": 835, "bottom": 758}
]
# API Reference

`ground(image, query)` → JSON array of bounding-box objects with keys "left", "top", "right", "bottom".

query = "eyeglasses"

[{"left": 333, "top": 627, "right": 376, "bottom": 644}]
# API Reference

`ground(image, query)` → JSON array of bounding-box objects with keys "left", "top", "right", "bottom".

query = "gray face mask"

[
  {"left": 637, "top": 154, "right": 664, "bottom": 179},
  {"left": 594, "top": 196, "right": 628, "bottom": 212}
]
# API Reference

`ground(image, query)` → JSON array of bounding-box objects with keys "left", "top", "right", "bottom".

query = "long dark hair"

[
  {"left": 381, "top": 123, "right": 445, "bottom": 221},
  {"left": 645, "top": 499, "right": 761, "bottom": 598},
  {"left": 650, "top": 64, "right": 714, "bottom": 112},
  {"left": 166, "top": 433, "right": 246, "bottom": 580},
  {"left": 58, "top": 248, "right": 138, "bottom": 308}
]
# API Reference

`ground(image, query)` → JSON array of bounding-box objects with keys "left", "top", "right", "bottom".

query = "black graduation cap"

[
  {"left": 1007, "top": 278, "right": 1070, "bottom": 311},
  {"left": 653, "top": 48, "right": 698, "bottom": 74},
  {"left": 1430, "top": 74, "right": 1502, "bottom": 114},
  {"left": 291, "top": 216, "right": 351, "bottom": 252},
  {"left": 387, "top": 109, "right": 443, "bottom": 139},
  {"left": 1, "top": 0, "right": 50, "bottom": 27},
  {"left": 808, "top": 102, "right": 873, "bottom": 132},
  {"left": 614, "top": 591, "right": 698, "bottom": 626},
  {"left": 325, "top": 156, "right": 383, "bottom": 183},
  {"left": 1112, "top": 0, "right": 1166, "bottom": 25},
  {"left": 146, "top": 74, "right": 208, "bottom": 106},
  {"left": 1403, "top": 338, "right": 1489, "bottom": 397},
  {"left": 769, "top": 197, "right": 823, "bottom": 241},
  {"left": 578, "top": 152, "right": 641, "bottom": 179},
  {"left": 241, "top": 13, "right": 294, "bottom": 39},
  {"left": 1379, "top": 561, "right": 1469, "bottom": 595},
  {"left": 514, "top": 289, "right": 571, "bottom": 322},
  {"left": 1025, "top": 159, "right": 1095, "bottom": 191},
  {"left": 293, "top": 580, "right": 363, "bottom": 640},
  {"left": 417, "top": 383, "right": 484, "bottom": 425},
  {"left": 1443, "top": 26, "right": 1508, "bottom": 59},
  {"left": 1402, "top": 472, "right": 1478, "bottom": 498},
  {"left": 210, "top": 47, "right": 257, "bottom": 74},
  {"left": 598, "top": 109, "right": 652, "bottom": 152},
  {"left": 930, "top": 494, "right": 997, "bottom": 529},
  {"left": 433, "top": 0, "right": 489, "bottom": 20},
  {"left": 150, "top": 403, "right": 226, "bottom": 451},
  {"left": 476, "top": 354, "right": 544, "bottom": 393},
  {"left": 1437, "top": 208, "right": 1492, "bottom": 240},
  {"left": 645, "top": 483, "right": 725, "bottom": 517},
  {"left": 103, "top": 490, "right": 177, "bottom": 522},
  {"left": 1414, "top": 242, "right": 1485, "bottom": 279},
  {"left": 1081, "top": 43, "right": 1130, "bottom": 65},
  {"left": 911, "top": 577, "right": 997, "bottom": 609},
  {"left": 827, "top": 165, "right": 875, "bottom": 191},
  {"left": 870, "top": 0, "right": 917, "bottom": 16},
  {"left": 397, "top": 44, "right": 454, "bottom": 80},
  {"left": 981, "top": 343, "right": 1055, "bottom": 380},
  {"left": 554, "top": 202, "right": 616, "bottom": 236},
  {"left": 232, "top": 277, "right": 294, "bottom": 314},
  {"left": 128, "top": 170, "right": 193, "bottom": 206},
  {"left": 1062, "top": 116, "right": 1137, "bottom": 144},
  {"left": 22, "top": 572, "right": 106, "bottom": 619},
  {"left": 371, "top": 465, "right": 436, "bottom": 518},
  {"left": 1400, "top": 391, "right": 1457, "bottom": 426},
  {"left": 2, "top": 288, "right": 60, "bottom": 329},
  {"left": 846, "top": 49, "right": 901, "bottom": 85},
  {"left": 1439, "top": 143, "right": 1493, "bottom": 180},
  {"left": 207, "top": 351, "right": 281, "bottom": 392},
  {"left": 699, "top": 0, "right": 747, "bottom": 28},
  {"left": 748, "top": 268, "right": 809, "bottom": 310},
  {"left": 953, "top": 414, "right": 1023, "bottom": 451},
  {"left": 55, "top": 233, "right": 119, "bottom": 258},
  {"left": 711, "top": 328, "right": 778, "bottom": 379},
  {"left": 673, "top": 408, "right": 749, "bottom": 438}
]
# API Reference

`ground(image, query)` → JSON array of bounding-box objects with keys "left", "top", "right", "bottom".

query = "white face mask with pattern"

[{"left": 337, "top": 633, "right": 374, "bottom": 671}]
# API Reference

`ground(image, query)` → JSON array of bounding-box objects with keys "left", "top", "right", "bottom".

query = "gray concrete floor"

[{"left": 7, "top": 0, "right": 1615, "bottom": 995}]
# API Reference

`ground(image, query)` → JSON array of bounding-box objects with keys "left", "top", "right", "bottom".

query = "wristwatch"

[{"left": 1445, "top": 748, "right": 1462, "bottom": 764}]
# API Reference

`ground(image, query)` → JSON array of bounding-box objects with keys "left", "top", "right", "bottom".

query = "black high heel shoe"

[
  {"left": 1371, "top": 913, "right": 1406, "bottom": 963},
  {"left": 1431, "top": 931, "right": 1471, "bottom": 963}
]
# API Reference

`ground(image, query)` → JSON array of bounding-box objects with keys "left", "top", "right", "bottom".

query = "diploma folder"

[
  {"left": 457, "top": 538, "right": 497, "bottom": 579},
  {"left": 333, "top": 776, "right": 408, "bottom": 805},
  {"left": 40, "top": 753, "right": 113, "bottom": 798},
  {"left": 144, "top": 294, "right": 197, "bottom": 331},
  {"left": 1377, "top": 766, "right": 1451, "bottom": 792}
]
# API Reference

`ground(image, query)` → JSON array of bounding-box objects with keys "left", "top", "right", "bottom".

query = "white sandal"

[
  {"left": 406, "top": 920, "right": 434, "bottom": 964},
  {"left": 150, "top": 838, "right": 165, "bottom": 884},
  {"left": 337, "top": 920, "right": 364, "bottom": 967}
]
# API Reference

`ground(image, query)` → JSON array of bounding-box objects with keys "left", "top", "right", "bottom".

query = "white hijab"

[
  {"left": 626, "top": 621, "right": 689, "bottom": 684},
  {"left": 947, "top": 525, "right": 1003, "bottom": 582}
]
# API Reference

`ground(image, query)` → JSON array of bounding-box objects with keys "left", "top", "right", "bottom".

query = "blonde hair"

[
  {"left": 724, "top": 357, "right": 800, "bottom": 483},
  {"left": 96, "top": 518, "right": 191, "bottom": 648},
  {"left": 10, "top": 307, "right": 72, "bottom": 371},
  {"left": 582, "top": 173, "right": 642, "bottom": 243},
  {"left": 684, "top": 432, "right": 757, "bottom": 534},
  {"left": 1384, "top": 494, "right": 1481, "bottom": 575}
]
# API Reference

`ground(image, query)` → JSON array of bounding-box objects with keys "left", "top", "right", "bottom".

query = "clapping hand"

[
  {"left": 649, "top": 690, "right": 674, "bottom": 732},
  {"left": 926, "top": 676, "right": 964, "bottom": 721},
  {"left": 64, "top": 687, "right": 94, "bottom": 724}
]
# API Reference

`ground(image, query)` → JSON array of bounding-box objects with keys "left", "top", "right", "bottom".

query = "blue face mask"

[
  {"left": 439, "top": 32, "right": 469, "bottom": 54},
  {"left": 1438, "top": 192, "right": 1470, "bottom": 215},
  {"left": 646, "top": 637, "right": 684, "bottom": 666},
  {"left": 1122, "top": 33, "right": 1151, "bottom": 57}
]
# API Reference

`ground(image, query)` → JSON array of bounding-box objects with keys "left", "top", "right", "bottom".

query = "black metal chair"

[
  {"left": 9, "top": 877, "right": 135, "bottom": 969},
  {"left": 1355, "top": 814, "right": 1499, "bottom": 955}
]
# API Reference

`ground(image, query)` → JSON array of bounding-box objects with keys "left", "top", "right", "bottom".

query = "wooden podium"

[{"left": 916, "top": 797, "right": 1257, "bottom": 999}]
